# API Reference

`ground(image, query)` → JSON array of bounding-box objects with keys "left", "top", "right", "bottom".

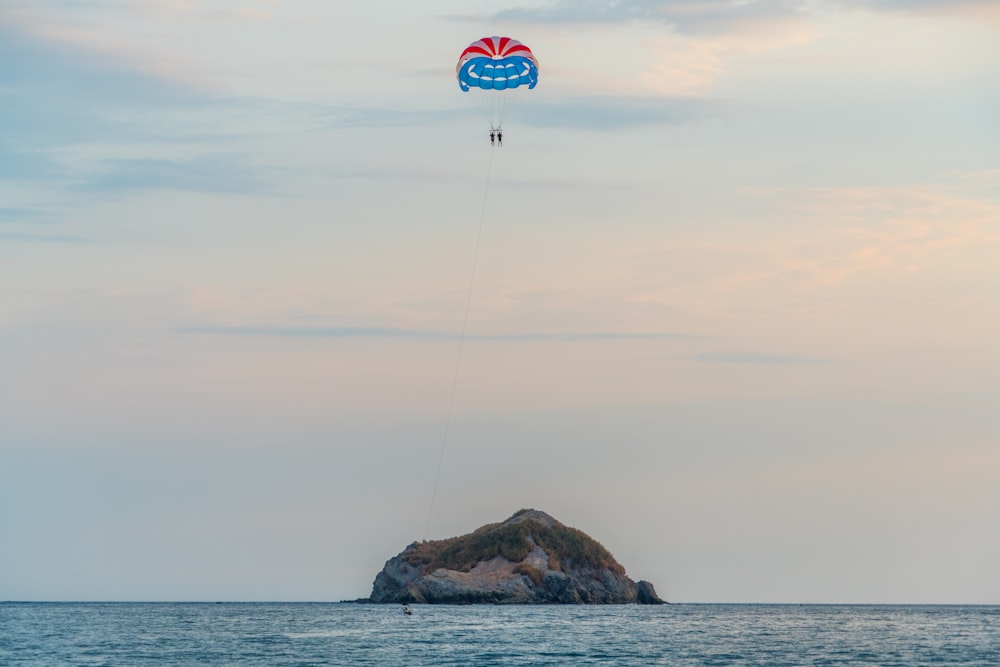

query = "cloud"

[
  {"left": 31, "top": 0, "right": 278, "bottom": 26},
  {"left": 0, "top": 143, "right": 64, "bottom": 180},
  {"left": 523, "top": 95, "right": 718, "bottom": 129},
  {"left": 180, "top": 325, "right": 693, "bottom": 342},
  {"left": 748, "top": 178, "right": 1000, "bottom": 285},
  {"left": 0, "top": 26, "right": 156, "bottom": 140},
  {"left": 0, "top": 208, "right": 43, "bottom": 223},
  {"left": 1, "top": 1, "right": 251, "bottom": 88},
  {"left": 0, "top": 205, "right": 88, "bottom": 243},
  {"left": 0, "top": 231, "right": 88, "bottom": 244},
  {"left": 481, "top": 4, "right": 819, "bottom": 97},
  {"left": 0, "top": 27, "right": 128, "bottom": 178},
  {"left": 833, "top": 0, "right": 1000, "bottom": 13},
  {"left": 0, "top": 25, "right": 208, "bottom": 121},
  {"left": 492, "top": 0, "right": 805, "bottom": 34},
  {"left": 485, "top": 0, "right": 996, "bottom": 101},
  {"left": 694, "top": 352, "right": 826, "bottom": 365},
  {"left": 492, "top": 0, "right": 1000, "bottom": 29},
  {"left": 0, "top": 24, "right": 274, "bottom": 193},
  {"left": 621, "top": 173, "right": 1000, "bottom": 320},
  {"left": 84, "top": 155, "right": 273, "bottom": 194},
  {"left": 319, "top": 105, "right": 466, "bottom": 129}
]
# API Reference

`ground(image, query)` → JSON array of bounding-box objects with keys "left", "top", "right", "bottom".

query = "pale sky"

[{"left": 2, "top": 0, "right": 999, "bottom": 604}]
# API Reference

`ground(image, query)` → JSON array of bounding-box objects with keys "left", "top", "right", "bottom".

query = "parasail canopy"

[{"left": 456, "top": 36, "right": 539, "bottom": 129}]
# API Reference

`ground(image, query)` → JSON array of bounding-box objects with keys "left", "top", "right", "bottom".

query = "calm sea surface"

[{"left": 1, "top": 602, "right": 997, "bottom": 666}]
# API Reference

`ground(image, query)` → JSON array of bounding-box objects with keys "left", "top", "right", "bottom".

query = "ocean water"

[{"left": 1, "top": 602, "right": 997, "bottom": 666}]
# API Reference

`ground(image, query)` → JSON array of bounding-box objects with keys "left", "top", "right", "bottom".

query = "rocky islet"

[{"left": 369, "top": 509, "right": 665, "bottom": 604}]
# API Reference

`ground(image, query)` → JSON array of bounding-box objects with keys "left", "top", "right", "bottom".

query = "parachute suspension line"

[
  {"left": 498, "top": 87, "right": 527, "bottom": 130},
  {"left": 424, "top": 147, "right": 496, "bottom": 539},
  {"left": 468, "top": 87, "right": 528, "bottom": 133}
]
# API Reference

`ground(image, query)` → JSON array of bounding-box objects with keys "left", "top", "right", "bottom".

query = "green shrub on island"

[
  {"left": 402, "top": 509, "right": 624, "bottom": 576},
  {"left": 513, "top": 562, "right": 545, "bottom": 586}
]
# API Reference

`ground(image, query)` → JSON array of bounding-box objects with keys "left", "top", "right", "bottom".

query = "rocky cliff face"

[{"left": 369, "top": 509, "right": 664, "bottom": 604}]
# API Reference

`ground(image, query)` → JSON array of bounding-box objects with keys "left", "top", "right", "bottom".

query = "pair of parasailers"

[{"left": 489, "top": 128, "right": 503, "bottom": 147}]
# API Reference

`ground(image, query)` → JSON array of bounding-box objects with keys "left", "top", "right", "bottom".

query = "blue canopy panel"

[{"left": 458, "top": 56, "right": 539, "bottom": 92}]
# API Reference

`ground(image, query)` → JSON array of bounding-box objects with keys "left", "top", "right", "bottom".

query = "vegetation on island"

[{"left": 401, "top": 509, "right": 625, "bottom": 576}]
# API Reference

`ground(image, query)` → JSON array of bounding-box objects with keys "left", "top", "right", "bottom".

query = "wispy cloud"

[
  {"left": 0, "top": 231, "right": 88, "bottom": 244},
  {"left": 0, "top": 206, "right": 88, "bottom": 243},
  {"left": 834, "top": 0, "right": 1000, "bottom": 14},
  {"left": 1, "top": 1, "right": 260, "bottom": 88},
  {"left": 750, "top": 179, "right": 1000, "bottom": 285},
  {"left": 0, "top": 25, "right": 208, "bottom": 128},
  {"left": 523, "top": 95, "right": 718, "bottom": 129},
  {"left": 318, "top": 104, "right": 466, "bottom": 129},
  {"left": 0, "top": 208, "right": 43, "bottom": 223},
  {"left": 487, "top": 0, "right": 994, "bottom": 101},
  {"left": 621, "top": 173, "right": 1000, "bottom": 318},
  {"left": 492, "top": 0, "right": 1000, "bottom": 29},
  {"left": 481, "top": 3, "right": 819, "bottom": 97},
  {"left": 180, "top": 325, "right": 694, "bottom": 342},
  {"left": 0, "top": 24, "right": 274, "bottom": 193},
  {"left": 694, "top": 352, "right": 827, "bottom": 365},
  {"left": 492, "top": 0, "right": 803, "bottom": 33},
  {"left": 84, "top": 155, "right": 274, "bottom": 194}
]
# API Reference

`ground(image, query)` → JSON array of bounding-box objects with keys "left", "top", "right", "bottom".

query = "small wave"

[{"left": 284, "top": 629, "right": 365, "bottom": 640}]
